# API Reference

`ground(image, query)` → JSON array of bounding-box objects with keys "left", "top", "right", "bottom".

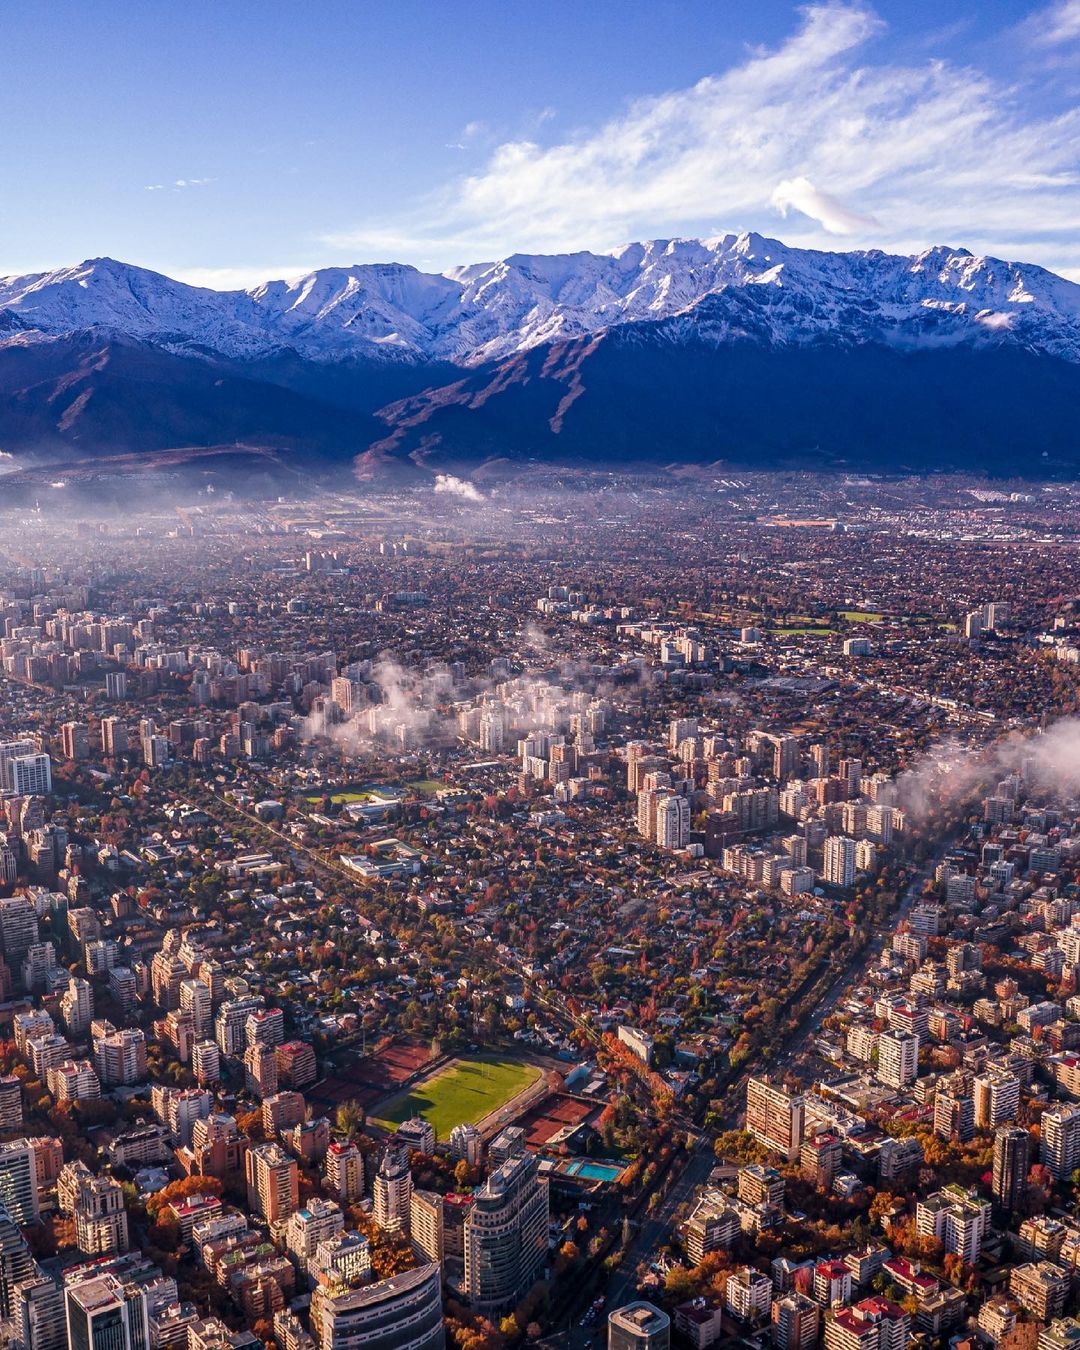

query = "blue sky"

[{"left": 3, "top": 0, "right": 1080, "bottom": 286}]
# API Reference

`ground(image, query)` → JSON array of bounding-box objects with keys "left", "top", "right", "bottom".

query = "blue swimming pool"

[{"left": 563, "top": 1160, "right": 623, "bottom": 1182}]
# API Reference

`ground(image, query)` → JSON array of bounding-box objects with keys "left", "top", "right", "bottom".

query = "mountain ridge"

[
  {"left": 4, "top": 232, "right": 1080, "bottom": 367},
  {"left": 3, "top": 232, "right": 1080, "bottom": 484}
]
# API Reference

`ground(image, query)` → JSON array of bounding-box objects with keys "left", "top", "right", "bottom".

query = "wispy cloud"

[
  {"left": 319, "top": 2, "right": 1080, "bottom": 275},
  {"left": 1029, "top": 0, "right": 1080, "bottom": 45},
  {"left": 145, "top": 177, "right": 217, "bottom": 192}
]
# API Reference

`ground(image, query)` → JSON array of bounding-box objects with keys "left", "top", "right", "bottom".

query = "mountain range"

[{"left": 3, "top": 232, "right": 1080, "bottom": 485}]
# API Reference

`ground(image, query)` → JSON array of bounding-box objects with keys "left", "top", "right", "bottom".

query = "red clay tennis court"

[
  {"left": 309, "top": 1038, "right": 434, "bottom": 1111},
  {"left": 515, "top": 1094, "right": 598, "bottom": 1149}
]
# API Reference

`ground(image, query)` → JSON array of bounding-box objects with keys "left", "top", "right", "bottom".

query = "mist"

[{"left": 888, "top": 716, "right": 1080, "bottom": 823}]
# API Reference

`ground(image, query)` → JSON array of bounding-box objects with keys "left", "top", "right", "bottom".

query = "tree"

[
  {"left": 665, "top": 1267, "right": 696, "bottom": 1302},
  {"left": 335, "top": 1099, "right": 365, "bottom": 1136}
]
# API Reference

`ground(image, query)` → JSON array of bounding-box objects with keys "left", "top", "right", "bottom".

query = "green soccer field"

[{"left": 371, "top": 1055, "right": 541, "bottom": 1140}]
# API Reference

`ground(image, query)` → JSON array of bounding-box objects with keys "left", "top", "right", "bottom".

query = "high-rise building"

[
  {"left": 180, "top": 979, "right": 213, "bottom": 1039},
  {"left": 772, "top": 1293, "right": 821, "bottom": 1350},
  {"left": 0, "top": 741, "right": 35, "bottom": 792},
  {"left": 655, "top": 794, "right": 690, "bottom": 850},
  {"left": 993, "top": 1126, "right": 1031, "bottom": 1214},
  {"left": 0, "top": 1141, "right": 39, "bottom": 1225},
  {"left": 411, "top": 1189, "right": 444, "bottom": 1268},
  {"left": 10, "top": 754, "right": 52, "bottom": 797},
  {"left": 215, "top": 995, "right": 264, "bottom": 1056},
  {"left": 876, "top": 1031, "right": 918, "bottom": 1091},
  {"left": 825, "top": 1298, "right": 909, "bottom": 1350},
  {"left": 245, "top": 1007, "right": 285, "bottom": 1049},
  {"left": 316, "top": 1230, "right": 373, "bottom": 1287},
  {"left": 105, "top": 672, "right": 128, "bottom": 701},
  {"left": 324, "top": 1141, "right": 364, "bottom": 1205},
  {"left": 448, "top": 1123, "right": 483, "bottom": 1170},
  {"left": 772, "top": 735, "right": 801, "bottom": 783},
  {"left": 309, "top": 1261, "right": 444, "bottom": 1350},
  {"left": 192, "top": 1040, "right": 220, "bottom": 1087},
  {"left": 374, "top": 1146, "right": 412, "bottom": 1236},
  {"left": 823, "top": 835, "right": 856, "bottom": 888},
  {"left": 0, "top": 898, "right": 38, "bottom": 968},
  {"left": 934, "top": 1080, "right": 976, "bottom": 1143},
  {"left": 0, "top": 1207, "right": 35, "bottom": 1318},
  {"left": 608, "top": 1303, "right": 671, "bottom": 1350},
  {"left": 916, "top": 1187, "right": 990, "bottom": 1265},
  {"left": 90, "top": 1026, "right": 147, "bottom": 1090},
  {"left": 60, "top": 723, "right": 90, "bottom": 762},
  {"left": 283, "top": 1198, "right": 343, "bottom": 1269},
  {"left": 746, "top": 1077, "right": 805, "bottom": 1161},
  {"left": 60, "top": 977, "right": 94, "bottom": 1037},
  {"left": 64, "top": 1272, "right": 149, "bottom": 1350},
  {"left": 245, "top": 1142, "right": 299, "bottom": 1224},
  {"left": 396, "top": 1116, "right": 435, "bottom": 1156},
  {"left": 15, "top": 1273, "right": 66, "bottom": 1350},
  {"left": 464, "top": 1138, "right": 548, "bottom": 1315},
  {"left": 974, "top": 1070, "right": 1020, "bottom": 1130},
  {"left": 1042, "top": 1104, "right": 1080, "bottom": 1179},
  {"left": 244, "top": 1043, "right": 279, "bottom": 1100},
  {"left": 72, "top": 1174, "right": 129, "bottom": 1256}
]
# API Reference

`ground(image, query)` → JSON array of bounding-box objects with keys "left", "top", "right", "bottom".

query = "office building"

[
  {"left": 993, "top": 1126, "right": 1031, "bottom": 1214},
  {"left": 64, "top": 1273, "right": 148, "bottom": 1350},
  {"left": 608, "top": 1303, "right": 671, "bottom": 1350}
]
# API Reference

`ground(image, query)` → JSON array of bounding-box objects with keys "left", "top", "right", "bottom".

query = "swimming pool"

[{"left": 563, "top": 1160, "right": 623, "bottom": 1182}]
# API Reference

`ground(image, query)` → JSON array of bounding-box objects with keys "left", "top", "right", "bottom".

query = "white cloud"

[
  {"left": 770, "top": 176, "right": 878, "bottom": 234},
  {"left": 319, "top": 2, "right": 1080, "bottom": 275},
  {"left": 433, "top": 473, "right": 484, "bottom": 501},
  {"left": 1030, "top": 0, "right": 1080, "bottom": 44}
]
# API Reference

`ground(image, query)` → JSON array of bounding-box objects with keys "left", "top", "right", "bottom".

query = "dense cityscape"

[{"left": 0, "top": 474, "right": 1077, "bottom": 1350}]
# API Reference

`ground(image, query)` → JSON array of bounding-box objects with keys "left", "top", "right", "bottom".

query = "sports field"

[{"left": 371, "top": 1054, "right": 541, "bottom": 1139}]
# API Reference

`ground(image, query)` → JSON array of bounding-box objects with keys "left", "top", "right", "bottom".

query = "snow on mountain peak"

[{"left": 2, "top": 233, "right": 1080, "bottom": 366}]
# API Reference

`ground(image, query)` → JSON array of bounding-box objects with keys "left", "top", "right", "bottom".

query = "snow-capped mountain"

[
  {"left": 5, "top": 232, "right": 1080, "bottom": 484},
  {"left": 4, "top": 232, "right": 1080, "bottom": 366}
]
